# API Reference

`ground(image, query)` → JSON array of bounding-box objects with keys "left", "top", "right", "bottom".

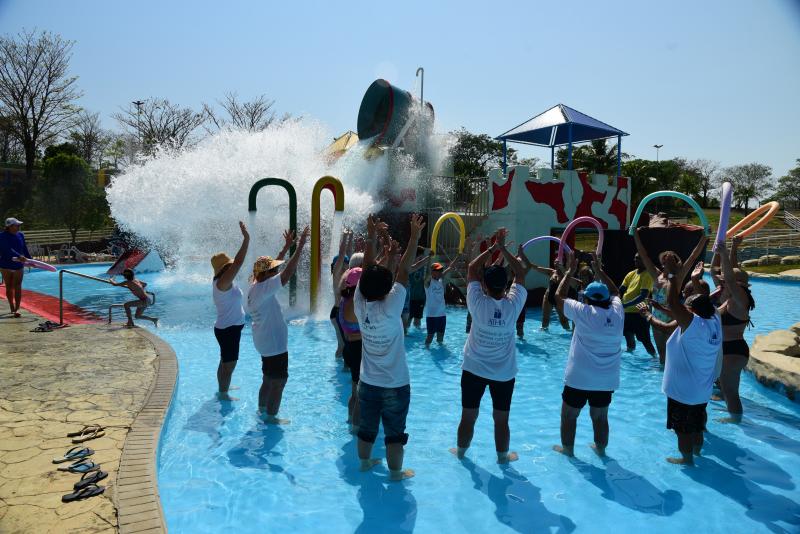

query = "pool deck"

[{"left": 0, "top": 302, "right": 176, "bottom": 534}]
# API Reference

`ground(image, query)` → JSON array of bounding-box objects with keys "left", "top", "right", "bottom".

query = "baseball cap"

[
  {"left": 483, "top": 265, "right": 508, "bottom": 290},
  {"left": 584, "top": 281, "right": 610, "bottom": 301},
  {"left": 5, "top": 217, "right": 23, "bottom": 227},
  {"left": 344, "top": 267, "right": 363, "bottom": 288},
  {"left": 331, "top": 255, "right": 350, "bottom": 269},
  {"left": 431, "top": 262, "right": 444, "bottom": 271}
]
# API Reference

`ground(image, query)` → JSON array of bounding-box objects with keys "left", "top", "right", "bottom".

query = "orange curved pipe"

[{"left": 311, "top": 176, "right": 345, "bottom": 312}]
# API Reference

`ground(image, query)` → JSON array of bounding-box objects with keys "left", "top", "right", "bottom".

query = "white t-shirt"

[
  {"left": 662, "top": 313, "right": 722, "bottom": 405},
  {"left": 562, "top": 297, "right": 624, "bottom": 391},
  {"left": 246, "top": 276, "right": 288, "bottom": 357},
  {"left": 213, "top": 280, "right": 245, "bottom": 329},
  {"left": 425, "top": 278, "right": 446, "bottom": 317},
  {"left": 462, "top": 281, "right": 527, "bottom": 382},
  {"left": 354, "top": 282, "right": 409, "bottom": 388}
]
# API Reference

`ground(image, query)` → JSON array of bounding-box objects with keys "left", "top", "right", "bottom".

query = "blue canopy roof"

[{"left": 496, "top": 104, "right": 628, "bottom": 147}]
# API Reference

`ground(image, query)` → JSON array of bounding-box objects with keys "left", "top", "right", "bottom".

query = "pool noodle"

[
  {"left": 629, "top": 191, "right": 710, "bottom": 235},
  {"left": 714, "top": 182, "right": 733, "bottom": 252},
  {"left": 557, "top": 216, "right": 604, "bottom": 263}
]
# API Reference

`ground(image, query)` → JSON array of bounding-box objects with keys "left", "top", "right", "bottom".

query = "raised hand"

[
  {"left": 691, "top": 260, "right": 704, "bottom": 279},
  {"left": 636, "top": 302, "right": 650, "bottom": 317},
  {"left": 495, "top": 227, "right": 509, "bottom": 246},
  {"left": 239, "top": 221, "right": 249, "bottom": 239},
  {"left": 409, "top": 213, "right": 426, "bottom": 237},
  {"left": 282, "top": 229, "right": 295, "bottom": 248},
  {"left": 298, "top": 226, "right": 310, "bottom": 245}
]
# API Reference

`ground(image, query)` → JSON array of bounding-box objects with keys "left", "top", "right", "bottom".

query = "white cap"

[{"left": 5, "top": 217, "right": 23, "bottom": 227}]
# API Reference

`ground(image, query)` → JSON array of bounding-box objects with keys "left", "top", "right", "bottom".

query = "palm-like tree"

[{"left": 556, "top": 139, "right": 625, "bottom": 175}]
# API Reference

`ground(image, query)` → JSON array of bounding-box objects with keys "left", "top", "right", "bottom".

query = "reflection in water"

[
  {"left": 336, "top": 438, "right": 417, "bottom": 533},
  {"left": 184, "top": 398, "right": 235, "bottom": 449},
  {"left": 462, "top": 458, "right": 576, "bottom": 533},
  {"left": 570, "top": 456, "right": 683, "bottom": 516},
  {"left": 686, "top": 456, "right": 800, "bottom": 531},
  {"left": 226, "top": 423, "right": 296, "bottom": 484},
  {"left": 705, "top": 432, "right": 795, "bottom": 490}
]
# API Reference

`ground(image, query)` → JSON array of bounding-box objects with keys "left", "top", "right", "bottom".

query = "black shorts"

[
  {"left": 666, "top": 397, "right": 707, "bottom": 434},
  {"left": 410, "top": 299, "right": 425, "bottom": 319},
  {"left": 461, "top": 370, "right": 515, "bottom": 412},
  {"left": 623, "top": 312, "right": 649, "bottom": 336},
  {"left": 261, "top": 352, "right": 289, "bottom": 379},
  {"left": 723, "top": 339, "right": 750, "bottom": 359},
  {"left": 426, "top": 316, "right": 446, "bottom": 334},
  {"left": 213, "top": 324, "right": 244, "bottom": 363},
  {"left": 562, "top": 385, "right": 613, "bottom": 409},
  {"left": 342, "top": 338, "right": 362, "bottom": 383}
]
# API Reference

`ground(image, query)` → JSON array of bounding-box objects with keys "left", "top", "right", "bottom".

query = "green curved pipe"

[{"left": 248, "top": 178, "right": 298, "bottom": 304}]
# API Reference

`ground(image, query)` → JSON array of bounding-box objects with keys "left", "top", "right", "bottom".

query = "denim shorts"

[{"left": 357, "top": 381, "right": 410, "bottom": 445}]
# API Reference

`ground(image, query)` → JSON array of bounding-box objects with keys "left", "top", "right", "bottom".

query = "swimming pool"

[{"left": 26, "top": 266, "right": 800, "bottom": 533}]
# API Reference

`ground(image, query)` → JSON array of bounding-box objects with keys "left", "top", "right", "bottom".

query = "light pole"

[
  {"left": 132, "top": 100, "right": 144, "bottom": 145},
  {"left": 653, "top": 144, "right": 663, "bottom": 181}
]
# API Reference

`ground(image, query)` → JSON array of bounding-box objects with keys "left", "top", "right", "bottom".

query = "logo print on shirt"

[
  {"left": 494, "top": 308, "right": 502, "bottom": 319},
  {"left": 364, "top": 315, "right": 371, "bottom": 325}
]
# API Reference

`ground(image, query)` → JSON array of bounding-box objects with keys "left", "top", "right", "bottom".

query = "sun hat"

[
  {"left": 211, "top": 253, "right": 233, "bottom": 276},
  {"left": 584, "top": 281, "right": 610, "bottom": 301},
  {"left": 5, "top": 217, "right": 23, "bottom": 227},
  {"left": 431, "top": 262, "right": 444, "bottom": 271},
  {"left": 483, "top": 265, "right": 508, "bottom": 290},
  {"left": 252, "top": 256, "right": 284, "bottom": 277},
  {"left": 344, "top": 267, "right": 363, "bottom": 288}
]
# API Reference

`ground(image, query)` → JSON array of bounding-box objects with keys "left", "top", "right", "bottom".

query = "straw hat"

[
  {"left": 211, "top": 253, "right": 233, "bottom": 277},
  {"left": 252, "top": 256, "right": 285, "bottom": 277}
]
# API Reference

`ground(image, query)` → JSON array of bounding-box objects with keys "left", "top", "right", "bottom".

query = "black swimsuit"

[{"left": 721, "top": 310, "right": 750, "bottom": 358}]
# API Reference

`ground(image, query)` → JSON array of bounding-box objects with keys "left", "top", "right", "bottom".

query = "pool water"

[{"left": 27, "top": 266, "right": 800, "bottom": 533}]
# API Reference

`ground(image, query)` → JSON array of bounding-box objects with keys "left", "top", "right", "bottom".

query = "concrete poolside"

[{"left": 0, "top": 301, "right": 175, "bottom": 533}]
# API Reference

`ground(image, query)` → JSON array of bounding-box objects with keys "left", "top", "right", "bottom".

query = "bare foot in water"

[
  {"left": 710, "top": 393, "right": 723, "bottom": 401},
  {"left": 152, "top": 318, "right": 159, "bottom": 328},
  {"left": 666, "top": 456, "right": 694, "bottom": 466},
  {"left": 263, "top": 414, "right": 290, "bottom": 425},
  {"left": 389, "top": 469, "right": 415, "bottom": 481},
  {"left": 590, "top": 443, "right": 606, "bottom": 457},
  {"left": 359, "top": 458, "right": 381, "bottom": 471},
  {"left": 448, "top": 447, "right": 467, "bottom": 459},
  {"left": 497, "top": 451, "right": 519, "bottom": 464},
  {"left": 716, "top": 416, "right": 742, "bottom": 424},
  {"left": 217, "top": 392, "right": 239, "bottom": 401},
  {"left": 553, "top": 445, "right": 574, "bottom": 457}
]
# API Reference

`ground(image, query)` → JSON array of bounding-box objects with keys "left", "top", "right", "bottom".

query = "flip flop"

[
  {"left": 61, "top": 483, "right": 105, "bottom": 503},
  {"left": 71, "top": 428, "right": 105, "bottom": 443},
  {"left": 57, "top": 459, "right": 100, "bottom": 474},
  {"left": 30, "top": 325, "right": 53, "bottom": 332},
  {"left": 74, "top": 470, "right": 108, "bottom": 490},
  {"left": 52, "top": 446, "right": 94, "bottom": 464},
  {"left": 67, "top": 424, "right": 104, "bottom": 438}
]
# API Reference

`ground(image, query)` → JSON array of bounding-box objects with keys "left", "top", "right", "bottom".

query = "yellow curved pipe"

[
  {"left": 311, "top": 175, "right": 345, "bottom": 312},
  {"left": 430, "top": 212, "right": 466, "bottom": 254}
]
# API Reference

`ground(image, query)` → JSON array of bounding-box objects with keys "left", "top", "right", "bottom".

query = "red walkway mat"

[{"left": 0, "top": 285, "right": 103, "bottom": 324}]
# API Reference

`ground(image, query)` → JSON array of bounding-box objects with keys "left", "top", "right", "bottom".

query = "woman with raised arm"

[
  {"left": 716, "top": 241, "right": 755, "bottom": 423},
  {"left": 246, "top": 226, "right": 310, "bottom": 424},
  {"left": 330, "top": 230, "right": 352, "bottom": 364},
  {"left": 634, "top": 229, "right": 708, "bottom": 365},
  {"left": 526, "top": 257, "right": 570, "bottom": 331},
  {"left": 210, "top": 221, "right": 250, "bottom": 400}
]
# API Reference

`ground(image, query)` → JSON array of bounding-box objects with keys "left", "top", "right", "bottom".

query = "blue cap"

[
  {"left": 584, "top": 281, "right": 609, "bottom": 302},
  {"left": 331, "top": 255, "right": 350, "bottom": 269}
]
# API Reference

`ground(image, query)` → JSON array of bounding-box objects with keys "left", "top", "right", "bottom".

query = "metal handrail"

[{"left": 59, "top": 269, "right": 155, "bottom": 325}]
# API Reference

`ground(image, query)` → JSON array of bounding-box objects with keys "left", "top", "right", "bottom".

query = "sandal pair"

[
  {"left": 52, "top": 446, "right": 94, "bottom": 464},
  {"left": 62, "top": 483, "right": 105, "bottom": 503},
  {"left": 57, "top": 458, "right": 100, "bottom": 474},
  {"left": 68, "top": 424, "right": 105, "bottom": 443}
]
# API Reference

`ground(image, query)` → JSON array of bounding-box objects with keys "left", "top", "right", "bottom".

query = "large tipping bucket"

[{"left": 357, "top": 79, "right": 434, "bottom": 147}]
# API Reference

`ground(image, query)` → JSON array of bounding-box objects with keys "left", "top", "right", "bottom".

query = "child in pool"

[
  {"left": 112, "top": 269, "right": 158, "bottom": 328},
  {"left": 424, "top": 254, "right": 461, "bottom": 347}
]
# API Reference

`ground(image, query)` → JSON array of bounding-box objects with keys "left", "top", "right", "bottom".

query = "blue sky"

[{"left": 2, "top": 0, "right": 799, "bottom": 178}]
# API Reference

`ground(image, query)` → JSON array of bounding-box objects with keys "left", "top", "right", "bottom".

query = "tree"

[
  {"left": 43, "top": 141, "right": 80, "bottom": 160},
  {"left": 0, "top": 29, "right": 82, "bottom": 181},
  {"left": 203, "top": 92, "right": 290, "bottom": 133},
  {"left": 448, "top": 128, "right": 517, "bottom": 178},
  {"left": 0, "top": 113, "right": 24, "bottom": 163},
  {"left": 38, "top": 153, "right": 107, "bottom": 244},
  {"left": 725, "top": 163, "right": 773, "bottom": 212},
  {"left": 556, "top": 138, "right": 626, "bottom": 175},
  {"left": 69, "top": 110, "right": 109, "bottom": 168},
  {"left": 688, "top": 159, "right": 720, "bottom": 208},
  {"left": 774, "top": 159, "right": 800, "bottom": 210},
  {"left": 112, "top": 98, "right": 205, "bottom": 155}
]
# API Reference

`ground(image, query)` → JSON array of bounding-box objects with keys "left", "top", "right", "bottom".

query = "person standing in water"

[
  {"left": 246, "top": 226, "right": 309, "bottom": 424},
  {"left": 451, "top": 228, "right": 527, "bottom": 464},
  {"left": 424, "top": 255, "right": 460, "bottom": 347},
  {"left": 552, "top": 252, "right": 623, "bottom": 457},
  {"left": 353, "top": 213, "right": 425, "bottom": 481},
  {"left": 648, "top": 272, "right": 721, "bottom": 465},
  {"left": 338, "top": 267, "right": 363, "bottom": 433},
  {"left": 0, "top": 218, "right": 31, "bottom": 317},
  {"left": 330, "top": 230, "right": 352, "bottom": 363},
  {"left": 210, "top": 221, "right": 250, "bottom": 401},
  {"left": 620, "top": 253, "right": 656, "bottom": 356}
]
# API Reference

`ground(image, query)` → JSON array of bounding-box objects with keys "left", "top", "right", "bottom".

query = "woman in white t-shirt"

[
  {"left": 553, "top": 252, "right": 623, "bottom": 458},
  {"left": 210, "top": 221, "right": 250, "bottom": 401},
  {"left": 424, "top": 256, "right": 460, "bottom": 347},
  {"left": 246, "top": 226, "right": 309, "bottom": 424},
  {"left": 451, "top": 228, "right": 527, "bottom": 464},
  {"left": 642, "top": 265, "right": 721, "bottom": 465}
]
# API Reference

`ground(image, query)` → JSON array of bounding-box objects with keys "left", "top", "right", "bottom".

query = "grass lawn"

[{"left": 742, "top": 262, "right": 800, "bottom": 274}]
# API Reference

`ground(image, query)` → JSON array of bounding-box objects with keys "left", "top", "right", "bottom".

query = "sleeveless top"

[
  {"left": 338, "top": 296, "right": 360, "bottom": 336},
  {"left": 662, "top": 313, "right": 722, "bottom": 405},
  {"left": 651, "top": 283, "right": 670, "bottom": 322},
  {"left": 213, "top": 279, "right": 245, "bottom": 329}
]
